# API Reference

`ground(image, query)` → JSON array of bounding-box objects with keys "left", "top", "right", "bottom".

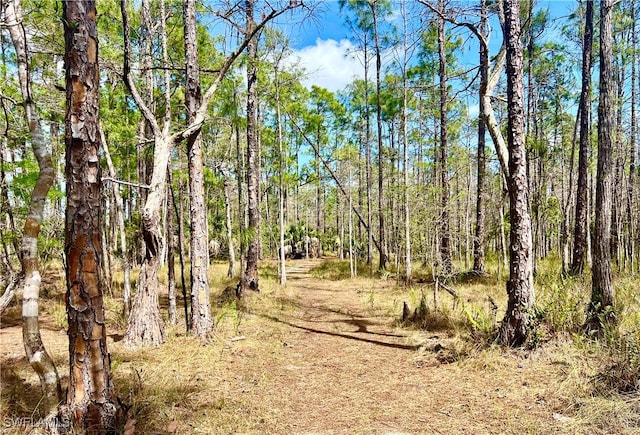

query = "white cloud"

[{"left": 289, "top": 38, "right": 365, "bottom": 93}]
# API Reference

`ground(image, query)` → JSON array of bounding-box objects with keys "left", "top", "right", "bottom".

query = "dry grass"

[{"left": 1, "top": 257, "right": 639, "bottom": 434}]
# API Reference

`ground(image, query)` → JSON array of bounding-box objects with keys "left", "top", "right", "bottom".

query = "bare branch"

[{"left": 102, "top": 176, "right": 150, "bottom": 190}]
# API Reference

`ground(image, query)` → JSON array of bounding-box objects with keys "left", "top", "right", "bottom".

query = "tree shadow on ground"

[{"left": 260, "top": 313, "right": 418, "bottom": 351}]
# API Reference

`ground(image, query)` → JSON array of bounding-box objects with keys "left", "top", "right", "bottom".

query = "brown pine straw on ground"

[{"left": 1, "top": 258, "right": 639, "bottom": 434}]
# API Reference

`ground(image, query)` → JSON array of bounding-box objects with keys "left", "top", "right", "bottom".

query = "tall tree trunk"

[
  {"left": 369, "top": 1, "right": 388, "bottom": 271},
  {"left": 101, "top": 127, "right": 131, "bottom": 317},
  {"left": 223, "top": 171, "right": 237, "bottom": 279},
  {"left": 238, "top": 0, "right": 260, "bottom": 295},
  {"left": 275, "top": 67, "right": 287, "bottom": 286},
  {"left": 498, "top": 0, "right": 535, "bottom": 347},
  {"left": 473, "top": 0, "right": 488, "bottom": 275},
  {"left": 121, "top": 0, "right": 170, "bottom": 348},
  {"left": 437, "top": 0, "right": 452, "bottom": 276},
  {"left": 401, "top": 2, "right": 412, "bottom": 284},
  {"left": 629, "top": 0, "right": 637, "bottom": 273},
  {"left": 60, "top": 1, "right": 120, "bottom": 430},
  {"left": 183, "top": 0, "right": 213, "bottom": 336},
  {"left": 5, "top": 0, "right": 61, "bottom": 419},
  {"left": 173, "top": 182, "right": 190, "bottom": 332},
  {"left": 166, "top": 170, "right": 177, "bottom": 325},
  {"left": 570, "top": 0, "right": 593, "bottom": 275},
  {"left": 588, "top": 0, "right": 615, "bottom": 330}
]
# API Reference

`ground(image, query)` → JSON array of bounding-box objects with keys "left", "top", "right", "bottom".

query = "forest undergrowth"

[{"left": 1, "top": 256, "right": 639, "bottom": 433}]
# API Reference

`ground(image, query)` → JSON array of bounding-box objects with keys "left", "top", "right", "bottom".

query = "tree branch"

[{"left": 102, "top": 176, "right": 150, "bottom": 190}]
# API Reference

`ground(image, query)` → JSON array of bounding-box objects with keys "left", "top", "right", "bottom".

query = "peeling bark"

[
  {"left": 60, "top": 1, "right": 120, "bottom": 431},
  {"left": 184, "top": 0, "right": 213, "bottom": 336},
  {"left": 498, "top": 0, "right": 535, "bottom": 347}
]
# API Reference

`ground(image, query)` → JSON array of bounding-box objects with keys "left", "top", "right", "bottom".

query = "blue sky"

[{"left": 271, "top": 1, "right": 581, "bottom": 92}]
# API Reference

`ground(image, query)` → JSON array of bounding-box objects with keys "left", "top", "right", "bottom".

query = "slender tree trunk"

[
  {"left": 369, "top": 1, "right": 388, "bottom": 271},
  {"left": 238, "top": 0, "right": 260, "bottom": 295},
  {"left": 221, "top": 166, "right": 237, "bottom": 278},
  {"left": 60, "top": 1, "right": 120, "bottom": 429},
  {"left": 571, "top": 0, "right": 594, "bottom": 275},
  {"left": 473, "top": 0, "right": 488, "bottom": 275},
  {"left": 167, "top": 171, "right": 177, "bottom": 325},
  {"left": 275, "top": 68, "right": 287, "bottom": 286},
  {"left": 498, "top": 0, "right": 535, "bottom": 347},
  {"left": 101, "top": 126, "right": 131, "bottom": 317},
  {"left": 588, "top": 0, "right": 615, "bottom": 330},
  {"left": 364, "top": 39, "right": 373, "bottom": 268},
  {"left": 402, "top": 59, "right": 411, "bottom": 283},
  {"left": 437, "top": 0, "right": 452, "bottom": 276},
  {"left": 183, "top": 0, "right": 213, "bottom": 336},
  {"left": 629, "top": 0, "right": 637, "bottom": 273},
  {"left": 5, "top": 0, "right": 61, "bottom": 418},
  {"left": 172, "top": 182, "right": 190, "bottom": 332}
]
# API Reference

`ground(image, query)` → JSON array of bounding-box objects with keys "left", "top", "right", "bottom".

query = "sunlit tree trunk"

[
  {"left": 121, "top": 0, "right": 167, "bottom": 348},
  {"left": 5, "top": 0, "right": 61, "bottom": 419},
  {"left": 238, "top": 0, "right": 260, "bottom": 295},
  {"left": 588, "top": 0, "right": 615, "bottom": 330},
  {"left": 274, "top": 66, "right": 287, "bottom": 286},
  {"left": 498, "top": 0, "right": 535, "bottom": 347},
  {"left": 184, "top": 0, "right": 213, "bottom": 336},
  {"left": 59, "top": 1, "right": 120, "bottom": 430},
  {"left": 101, "top": 127, "right": 131, "bottom": 317},
  {"left": 369, "top": 0, "right": 388, "bottom": 271},
  {"left": 437, "top": 0, "right": 452, "bottom": 276},
  {"left": 166, "top": 171, "right": 177, "bottom": 325}
]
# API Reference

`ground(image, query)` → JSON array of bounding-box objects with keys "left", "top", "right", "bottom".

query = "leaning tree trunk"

[
  {"left": 498, "top": 0, "right": 535, "bottom": 347},
  {"left": 588, "top": 0, "right": 615, "bottom": 331},
  {"left": 184, "top": 0, "right": 213, "bottom": 336},
  {"left": 122, "top": 136, "right": 169, "bottom": 348},
  {"left": 238, "top": 0, "right": 260, "bottom": 295},
  {"left": 5, "top": 0, "right": 61, "bottom": 419},
  {"left": 120, "top": 0, "right": 168, "bottom": 349},
  {"left": 59, "top": 1, "right": 120, "bottom": 431}
]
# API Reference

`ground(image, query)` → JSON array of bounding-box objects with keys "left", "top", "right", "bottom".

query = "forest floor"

[{"left": 1, "top": 258, "right": 639, "bottom": 434}]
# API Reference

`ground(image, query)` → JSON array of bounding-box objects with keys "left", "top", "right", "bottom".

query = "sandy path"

[{"left": 258, "top": 260, "right": 562, "bottom": 435}]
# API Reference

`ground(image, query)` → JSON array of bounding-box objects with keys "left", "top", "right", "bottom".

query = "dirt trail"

[
  {"left": 0, "top": 260, "right": 574, "bottom": 434},
  {"left": 256, "top": 260, "right": 560, "bottom": 434}
]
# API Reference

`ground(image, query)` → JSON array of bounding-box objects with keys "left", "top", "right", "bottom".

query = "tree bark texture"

[
  {"left": 60, "top": 1, "right": 120, "bottom": 430},
  {"left": 498, "top": 0, "right": 535, "bottom": 347},
  {"left": 184, "top": 0, "right": 213, "bottom": 336},
  {"left": 589, "top": 0, "right": 615, "bottom": 328},
  {"left": 238, "top": 0, "right": 260, "bottom": 295},
  {"left": 473, "top": 0, "right": 488, "bottom": 275},
  {"left": 571, "top": 0, "right": 594, "bottom": 275},
  {"left": 4, "top": 0, "right": 62, "bottom": 418},
  {"left": 437, "top": 0, "right": 452, "bottom": 276},
  {"left": 167, "top": 173, "right": 177, "bottom": 325},
  {"left": 121, "top": 0, "right": 168, "bottom": 348},
  {"left": 122, "top": 134, "right": 169, "bottom": 348},
  {"left": 370, "top": 1, "right": 388, "bottom": 271}
]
